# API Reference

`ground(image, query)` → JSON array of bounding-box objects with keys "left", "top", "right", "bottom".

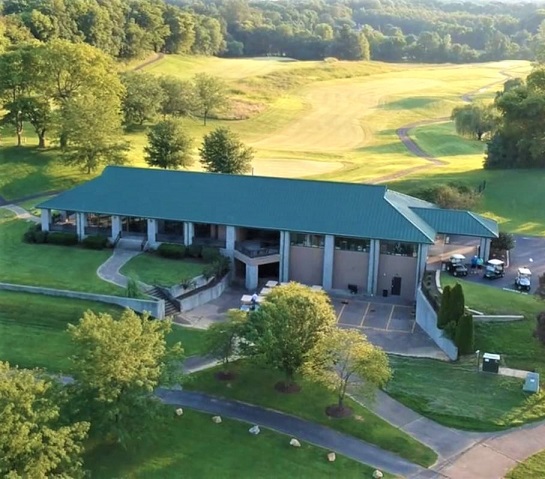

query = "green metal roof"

[
  {"left": 38, "top": 166, "right": 498, "bottom": 244},
  {"left": 410, "top": 207, "right": 499, "bottom": 238}
]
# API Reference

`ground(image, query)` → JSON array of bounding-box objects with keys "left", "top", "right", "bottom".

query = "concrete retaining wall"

[
  {"left": 179, "top": 274, "right": 229, "bottom": 312},
  {"left": 167, "top": 274, "right": 209, "bottom": 299},
  {"left": 416, "top": 288, "right": 458, "bottom": 361},
  {"left": 473, "top": 315, "right": 524, "bottom": 322},
  {"left": 0, "top": 282, "right": 165, "bottom": 319}
]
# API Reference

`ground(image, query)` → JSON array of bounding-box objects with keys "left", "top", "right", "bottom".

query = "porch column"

[
  {"left": 40, "top": 209, "right": 51, "bottom": 232},
  {"left": 225, "top": 226, "right": 236, "bottom": 252},
  {"left": 183, "top": 222, "right": 194, "bottom": 246},
  {"left": 279, "top": 231, "right": 290, "bottom": 282},
  {"left": 415, "top": 244, "right": 429, "bottom": 295},
  {"left": 111, "top": 215, "right": 121, "bottom": 240},
  {"left": 76, "top": 212, "right": 86, "bottom": 240},
  {"left": 246, "top": 264, "right": 259, "bottom": 291},
  {"left": 147, "top": 219, "right": 157, "bottom": 247},
  {"left": 479, "top": 237, "right": 491, "bottom": 261},
  {"left": 322, "top": 234, "right": 334, "bottom": 290},
  {"left": 367, "top": 239, "right": 380, "bottom": 295}
]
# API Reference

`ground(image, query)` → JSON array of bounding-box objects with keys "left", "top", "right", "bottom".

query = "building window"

[
  {"left": 335, "top": 236, "right": 370, "bottom": 252},
  {"left": 290, "top": 233, "right": 324, "bottom": 248},
  {"left": 380, "top": 241, "right": 417, "bottom": 257}
]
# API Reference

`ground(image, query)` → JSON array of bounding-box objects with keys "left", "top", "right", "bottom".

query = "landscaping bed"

[
  {"left": 506, "top": 449, "right": 545, "bottom": 479},
  {"left": 0, "top": 291, "right": 207, "bottom": 372},
  {"left": 84, "top": 407, "right": 388, "bottom": 479},
  {"left": 186, "top": 361, "right": 437, "bottom": 467}
]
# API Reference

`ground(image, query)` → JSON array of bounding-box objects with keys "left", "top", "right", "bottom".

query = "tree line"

[{"left": 2, "top": 0, "right": 545, "bottom": 63}]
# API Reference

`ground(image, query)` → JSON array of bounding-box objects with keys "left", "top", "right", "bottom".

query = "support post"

[
  {"left": 40, "top": 209, "right": 51, "bottom": 232},
  {"left": 111, "top": 215, "right": 121, "bottom": 240},
  {"left": 147, "top": 218, "right": 157, "bottom": 247},
  {"left": 415, "top": 244, "right": 429, "bottom": 297},
  {"left": 479, "top": 238, "right": 491, "bottom": 262},
  {"left": 322, "top": 234, "right": 334, "bottom": 289},
  {"left": 245, "top": 264, "right": 259, "bottom": 291},
  {"left": 76, "top": 212, "right": 86, "bottom": 240},
  {"left": 279, "top": 231, "right": 290, "bottom": 282},
  {"left": 184, "top": 222, "right": 194, "bottom": 246},
  {"left": 367, "top": 239, "right": 380, "bottom": 295}
]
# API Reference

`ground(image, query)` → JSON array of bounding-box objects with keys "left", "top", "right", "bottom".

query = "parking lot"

[{"left": 331, "top": 297, "right": 446, "bottom": 359}]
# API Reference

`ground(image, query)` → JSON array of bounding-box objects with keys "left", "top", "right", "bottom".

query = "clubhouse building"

[{"left": 38, "top": 166, "right": 498, "bottom": 301}]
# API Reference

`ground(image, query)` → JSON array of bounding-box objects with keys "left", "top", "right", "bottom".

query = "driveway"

[
  {"left": 331, "top": 297, "right": 447, "bottom": 359},
  {"left": 455, "top": 234, "right": 545, "bottom": 294}
]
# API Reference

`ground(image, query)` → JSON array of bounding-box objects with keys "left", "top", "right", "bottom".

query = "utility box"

[
  {"left": 482, "top": 353, "right": 500, "bottom": 373},
  {"left": 523, "top": 372, "right": 540, "bottom": 394}
]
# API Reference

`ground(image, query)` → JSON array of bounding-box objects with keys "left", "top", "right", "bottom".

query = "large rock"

[
  {"left": 249, "top": 425, "right": 261, "bottom": 435},
  {"left": 175, "top": 408, "right": 184, "bottom": 416},
  {"left": 212, "top": 416, "right": 222, "bottom": 424},
  {"left": 289, "top": 438, "right": 301, "bottom": 447},
  {"left": 327, "top": 452, "right": 336, "bottom": 462},
  {"left": 373, "top": 470, "right": 384, "bottom": 479}
]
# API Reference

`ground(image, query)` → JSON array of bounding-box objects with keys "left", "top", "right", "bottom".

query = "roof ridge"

[
  {"left": 384, "top": 195, "right": 436, "bottom": 243},
  {"left": 467, "top": 211, "right": 498, "bottom": 235}
]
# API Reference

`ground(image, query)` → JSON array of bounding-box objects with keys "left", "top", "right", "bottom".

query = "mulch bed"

[
  {"left": 215, "top": 371, "right": 237, "bottom": 381},
  {"left": 274, "top": 381, "right": 301, "bottom": 394},
  {"left": 325, "top": 404, "right": 353, "bottom": 418}
]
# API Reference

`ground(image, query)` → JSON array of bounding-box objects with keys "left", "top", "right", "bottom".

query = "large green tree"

[
  {"left": 199, "top": 127, "right": 253, "bottom": 174},
  {"left": 121, "top": 71, "right": 165, "bottom": 126},
  {"left": 159, "top": 75, "right": 196, "bottom": 118},
  {"left": 68, "top": 309, "right": 184, "bottom": 444},
  {"left": 305, "top": 329, "right": 391, "bottom": 416},
  {"left": 193, "top": 73, "right": 228, "bottom": 126},
  {"left": 0, "top": 362, "right": 89, "bottom": 478},
  {"left": 144, "top": 119, "right": 194, "bottom": 169},
  {"left": 244, "top": 283, "right": 336, "bottom": 390},
  {"left": 451, "top": 102, "right": 497, "bottom": 141}
]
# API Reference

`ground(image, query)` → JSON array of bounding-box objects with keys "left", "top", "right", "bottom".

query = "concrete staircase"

[
  {"left": 147, "top": 286, "right": 179, "bottom": 316},
  {"left": 116, "top": 237, "right": 147, "bottom": 251}
]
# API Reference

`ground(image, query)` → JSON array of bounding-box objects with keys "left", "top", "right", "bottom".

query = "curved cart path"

[{"left": 371, "top": 70, "right": 515, "bottom": 185}]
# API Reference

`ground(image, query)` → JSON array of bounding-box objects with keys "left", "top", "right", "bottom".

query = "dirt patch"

[
  {"left": 215, "top": 371, "right": 237, "bottom": 381},
  {"left": 274, "top": 381, "right": 301, "bottom": 394},
  {"left": 325, "top": 404, "right": 353, "bottom": 418}
]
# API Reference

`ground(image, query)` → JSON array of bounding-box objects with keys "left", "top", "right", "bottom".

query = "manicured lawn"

[
  {"left": 506, "top": 450, "right": 545, "bottom": 479},
  {"left": 0, "top": 212, "right": 123, "bottom": 295},
  {"left": 121, "top": 253, "right": 206, "bottom": 287},
  {"left": 0, "top": 290, "right": 207, "bottom": 373},
  {"left": 385, "top": 356, "right": 545, "bottom": 431},
  {"left": 441, "top": 274, "right": 545, "bottom": 371},
  {"left": 187, "top": 361, "right": 437, "bottom": 467},
  {"left": 85, "top": 407, "right": 388, "bottom": 479}
]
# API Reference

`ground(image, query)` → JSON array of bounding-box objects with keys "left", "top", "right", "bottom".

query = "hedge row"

[
  {"left": 22, "top": 226, "right": 109, "bottom": 249},
  {"left": 156, "top": 243, "right": 222, "bottom": 261}
]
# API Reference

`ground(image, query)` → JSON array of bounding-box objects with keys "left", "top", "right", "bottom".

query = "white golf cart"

[
  {"left": 447, "top": 254, "right": 468, "bottom": 277},
  {"left": 515, "top": 267, "right": 532, "bottom": 292},
  {"left": 484, "top": 258, "right": 505, "bottom": 279}
]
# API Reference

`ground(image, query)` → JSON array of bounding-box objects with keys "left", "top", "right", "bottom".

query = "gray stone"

[
  {"left": 289, "top": 438, "right": 301, "bottom": 447},
  {"left": 175, "top": 408, "right": 184, "bottom": 416},
  {"left": 327, "top": 452, "right": 336, "bottom": 462},
  {"left": 212, "top": 415, "right": 222, "bottom": 423},
  {"left": 249, "top": 425, "right": 260, "bottom": 435},
  {"left": 372, "top": 470, "right": 384, "bottom": 479}
]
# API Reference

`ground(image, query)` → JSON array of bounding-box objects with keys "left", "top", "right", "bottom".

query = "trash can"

[
  {"left": 482, "top": 353, "right": 500, "bottom": 373},
  {"left": 382, "top": 289, "right": 388, "bottom": 298},
  {"left": 523, "top": 372, "right": 540, "bottom": 394}
]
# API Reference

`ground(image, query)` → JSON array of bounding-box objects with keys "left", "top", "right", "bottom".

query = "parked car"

[
  {"left": 484, "top": 259, "right": 505, "bottom": 279},
  {"left": 515, "top": 267, "right": 532, "bottom": 292}
]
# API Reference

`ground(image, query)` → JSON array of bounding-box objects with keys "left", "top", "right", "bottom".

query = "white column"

[
  {"left": 480, "top": 238, "right": 491, "bottom": 261},
  {"left": 246, "top": 264, "right": 259, "bottom": 290},
  {"left": 111, "top": 215, "right": 121, "bottom": 240},
  {"left": 226, "top": 226, "right": 236, "bottom": 252},
  {"left": 415, "top": 244, "right": 428, "bottom": 296},
  {"left": 147, "top": 218, "right": 157, "bottom": 247},
  {"left": 40, "top": 209, "right": 51, "bottom": 232},
  {"left": 322, "top": 234, "right": 334, "bottom": 289},
  {"left": 184, "top": 222, "right": 194, "bottom": 246},
  {"left": 367, "top": 239, "right": 380, "bottom": 295},
  {"left": 279, "top": 231, "right": 290, "bottom": 282},
  {"left": 76, "top": 212, "right": 86, "bottom": 240}
]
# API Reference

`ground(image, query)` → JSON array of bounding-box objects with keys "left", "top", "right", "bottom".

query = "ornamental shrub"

[
  {"left": 157, "top": 243, "right": 186, "bottom": 259},
  {"left": 82, "top": 235, "right": 109, "bottom": 250},
  {"left": 47, "top": 232, "right": 78, "bottom": 246},
  {"left": 455, "top": 313, "right": 475, "bottom": 355}
]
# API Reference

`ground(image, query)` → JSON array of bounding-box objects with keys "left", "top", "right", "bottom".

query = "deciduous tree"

[
  {"left": 193, "top": 73, "right": 228, "bottom": 126},
  {"left": 0, "top": 362, "right": 89, "bottom": 478},
  {"left": 121, "top": 71, "right": 165, "bottom": 126},
  {"left": 244, "top": 283, "right": 336, "bottom": 391},
  {"left": 159, "top": 75, "right": 196, "bottom": 118},
  {"left": 451, "top": 102, "right": 497, "bottom": 141},
  {"left": 68, "top": 309, "right": 184, "bottom": 443},
  {"left": 199, "top": 127, "right": 253, "bottom": 174},
  {"left": 144, "top": 119, "right": 194, "bottom": 169},
  {"left": 306, "top": 329, "right": 391, "bottom": 417}
]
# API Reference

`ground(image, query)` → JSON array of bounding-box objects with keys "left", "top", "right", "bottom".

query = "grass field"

[
  {"left": 0, "top": 211, "right": 123, "bottom": 295},
  {"left": 121, "top": 253, "right": 207, "bottom": 287},
  {"left": 506, "top": 450, "right": 545, "bottom": 479},
  {"left": 187, "top": 361, "right": 437, "bottom": 467},
  {"left": 85, "top": 406, "right": 387, "bottom": 479},
  {"left": 0, "top": 290, "right": 207, "bottom": 372}
]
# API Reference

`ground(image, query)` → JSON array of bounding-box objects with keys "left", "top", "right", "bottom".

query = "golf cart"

[
  {"left": 484, "top": 259, "right": 505, "bottom": 279},
  {"left": 447, "top": 254, "right": 468, "bottom": 277},
  {"left": 515, "top": 267, "right": 532, "bottom": 292}
]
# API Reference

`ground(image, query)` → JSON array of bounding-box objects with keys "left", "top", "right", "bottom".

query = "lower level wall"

[
  {"left": 0, "top": 282, "right": 165, "bottom": 319},
  {"left": 332, "top": 250, "right": 369, "bottom": 292},
  {"left": 377, "top": 254, "right": 417, "bottom": 300},
  {"left": 178, "top": 274, "right": 230, "bottom": 312},
  {"left": 415, "top": 288, "right": 458, "bottom": 361},
  {"left": 289, "top": 246, "right": 324, "bottom": 286}
]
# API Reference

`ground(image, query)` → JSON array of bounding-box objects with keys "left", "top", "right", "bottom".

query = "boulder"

[
  {"left": 327, "top": 452, "right": 336, "bottom": 462},
  {"left": 289, "top": 438, "right": 301, "bottom": 448},
  {"left": 175, "top": 408, "right": 184, "bottom": 416},
  {"left": 249, "top": 425, "right": 261, "bottom": 435},
  {"left": 372, "top": 470, "right": 384, "bottom": 479},
  {"left": 212, "top": 416, "right": 222, "bottom": 424}
]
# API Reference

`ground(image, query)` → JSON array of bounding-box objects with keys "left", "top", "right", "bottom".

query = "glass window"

[
  {"left": 380, "top": 241, "right": 417, "bottom": 257},
  {"left": 335, "top": 236, "right": 370, "bottom": 252},
  {"left": 290, "top": 233, "right": 324, "bottom": 248}
]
